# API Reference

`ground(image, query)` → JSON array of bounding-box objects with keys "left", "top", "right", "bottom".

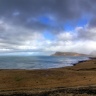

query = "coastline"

[{"left": 0, "top": 58, "right": 96, "bottom": 95}]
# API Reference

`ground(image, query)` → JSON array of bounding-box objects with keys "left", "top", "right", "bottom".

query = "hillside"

[{"left": 52, "top": 52, "right": 87, "bottom": 56}]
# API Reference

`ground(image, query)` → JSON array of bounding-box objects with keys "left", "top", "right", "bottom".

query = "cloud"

[
  {"left": 44, "top": 26, "right": 96, "bottom": 54},
  {"left": 0, "top": 19, "right": 45, "bottom": 51},
  {"left": 76, "top": 26, "right": 96, "bottom": 41},
  {"left": 0, "top": 18, "right": 96, "bottom": 54},
  {"left": 0, "top": 0, "right": 96, "bottom": 54},
  {"left": 0, "top": 0, "right": 89, "bottom": 31},
  {"left": 0, "top": 0, "right": 96, "bottom": 31}
]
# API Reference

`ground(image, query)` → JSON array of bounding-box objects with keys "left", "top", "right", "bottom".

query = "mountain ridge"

[{"left": 52, "top": 52, "right": 88, "bottom": 56}]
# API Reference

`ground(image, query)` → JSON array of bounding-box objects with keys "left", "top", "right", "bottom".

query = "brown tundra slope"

[{"left": 0, "top": 59, "right": 96, "bottom": 95}]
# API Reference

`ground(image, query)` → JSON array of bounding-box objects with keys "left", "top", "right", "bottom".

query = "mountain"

[{"left": 52, "top": 52, "right": 87, "bottom": 56}]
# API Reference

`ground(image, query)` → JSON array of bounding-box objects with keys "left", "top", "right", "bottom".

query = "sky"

[{"left": 0, "top": 0, "right": 96, "bottom": 55}]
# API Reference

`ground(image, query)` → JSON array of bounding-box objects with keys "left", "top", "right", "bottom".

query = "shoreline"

[
  {"left": 0, "top": 57, "right": 92, "bottom": 71},
  {"left": 0, "top": 59, "right": 96, "bottom": 95}
]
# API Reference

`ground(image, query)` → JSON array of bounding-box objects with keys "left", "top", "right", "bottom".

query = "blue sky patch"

[
  {"left": 77, "top": 15, "right": 91, "bottom": 27},
  {"left": 64, "top": 22, "right": 75, "bottom": 31},
  {"left": 77, "top": 18, "right": 88, "bottom": 27},
  {"left": 43, "top": 31, "right": 54, "bottom": 40}
]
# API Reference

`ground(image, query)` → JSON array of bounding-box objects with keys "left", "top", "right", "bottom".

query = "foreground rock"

[{"left": 0, "top": 85, "right": 96, "bottom": 96}]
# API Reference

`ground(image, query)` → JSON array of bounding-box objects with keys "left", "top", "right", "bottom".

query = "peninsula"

[{"left": 52, "top": 52, "right": 88, "bottom": 56}]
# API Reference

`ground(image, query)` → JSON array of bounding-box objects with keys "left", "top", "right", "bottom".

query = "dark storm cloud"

[
  {"left": 0, "top": 0, "right": 96, "bottom": 30},
  {"left": 0, "top": 0, "right": 96, "bottom": 28},
  {"left": 79, "top": 0, "right": 96, "bottom": 27},
  {"left": 0, "top": 0, "right": 82, "bottom": 31}
]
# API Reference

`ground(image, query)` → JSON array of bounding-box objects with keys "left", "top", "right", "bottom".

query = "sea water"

[{"left": 0, "top": 56, "right": 89, "bottom": 69}]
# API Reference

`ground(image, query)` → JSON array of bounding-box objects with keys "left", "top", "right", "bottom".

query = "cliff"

[{"left": 52, "top": 52, "right": 87, "bottom": 56}]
